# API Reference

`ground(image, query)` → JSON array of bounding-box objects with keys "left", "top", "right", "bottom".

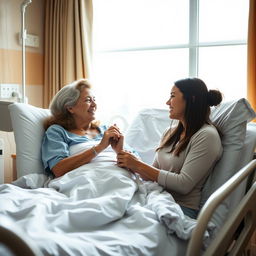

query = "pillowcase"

[
  {"left": 210, "top": 98, "right": 256, "bottom": 150},
  {"left": 199, "top": 98, "right": 256, "bottom": 230},
  {"left": 9, "top": 103, "right": 50, "bottom": 178},
  {"left": 201, "top": 98, "right": 256, "bottom": 203}
]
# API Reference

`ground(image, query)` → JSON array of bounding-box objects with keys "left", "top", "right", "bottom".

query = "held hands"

[
  {"left": 117, "top": 150, "right": 139, "bottom": 171},
  {"left": 110, "top": 133, "right": 124, "bottom": 153},
  {"left": 99, "top": 124, "right": 123, "bottom": 153}
]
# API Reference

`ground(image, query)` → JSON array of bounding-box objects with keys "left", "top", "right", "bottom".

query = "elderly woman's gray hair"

[
  {"left": 50, "top": 79, "right": 91, "bottom": 116},
  {"left": 44, "top": 79, "right": 92, "bottom": 130}
]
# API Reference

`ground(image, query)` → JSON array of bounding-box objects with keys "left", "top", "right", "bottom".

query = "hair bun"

[{"left": 207, "top": 89, "right": 223, "bottom": 106}]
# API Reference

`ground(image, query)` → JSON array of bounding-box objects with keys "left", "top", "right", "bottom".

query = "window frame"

[{"left": 94, "top": 0, "right": 247, "bottom": 78}]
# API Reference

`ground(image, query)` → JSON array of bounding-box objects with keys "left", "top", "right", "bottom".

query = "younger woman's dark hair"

[{"left": 157, "top": 77, "right": 222, "bottom": 156}]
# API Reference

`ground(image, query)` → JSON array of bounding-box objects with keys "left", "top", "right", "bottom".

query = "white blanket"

[{"left": 0, "top": 145, "right": 214, "bottom": 255}]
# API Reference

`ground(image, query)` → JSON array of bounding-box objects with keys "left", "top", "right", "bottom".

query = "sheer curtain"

[
  {"left": 247, "top": 0, "right": 256, "bottom": 114},
  {"left": 44, "top": 0, "right": 93, "bottom": 107}
]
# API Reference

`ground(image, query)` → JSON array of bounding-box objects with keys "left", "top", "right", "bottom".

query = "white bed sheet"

[{"left": 0, "top": 145, "right": 214, "bottom": 256}]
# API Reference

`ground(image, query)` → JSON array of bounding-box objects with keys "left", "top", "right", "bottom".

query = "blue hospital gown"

[{"left": 41, "top": 124, "right": 137, "bottom": 175}]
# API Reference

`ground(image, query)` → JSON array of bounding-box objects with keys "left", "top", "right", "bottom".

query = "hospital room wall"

[{"left": 0, "top": 0, "right": 45, "bottom": 183}]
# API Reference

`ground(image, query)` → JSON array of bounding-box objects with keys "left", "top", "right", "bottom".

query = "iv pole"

[{"left": 21, "top": 0, "right": 32, "bottom": 103}]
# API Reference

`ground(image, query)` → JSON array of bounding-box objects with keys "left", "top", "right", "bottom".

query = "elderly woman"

[
  {"left": 41, "top": 79, "right": 124, "bottom": 178},
  {"left": 117, "top": 78, "right": 223, "bottom": 219}
]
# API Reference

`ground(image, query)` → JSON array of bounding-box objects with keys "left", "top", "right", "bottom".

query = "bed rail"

[{"left": 186, "top": 159, "right": 256, "bottom": 256}]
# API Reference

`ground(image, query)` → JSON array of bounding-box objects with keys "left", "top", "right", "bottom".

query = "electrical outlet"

[
  {"left": 0, "top": 84, "right": 20, "bottom": 98},
  {"left": 18, "top": 33, "right": 39, "bottom": 48}
]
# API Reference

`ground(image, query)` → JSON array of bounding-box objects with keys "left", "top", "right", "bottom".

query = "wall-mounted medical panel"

[{"left": 0, "top": 84, "right": 20, "bottom": 99}]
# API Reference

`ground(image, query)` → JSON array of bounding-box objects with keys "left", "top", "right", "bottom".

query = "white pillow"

[
  {"left": 210, "top": 98, "right": 256, "bottom": 150},
  {"left": 207, "top": 123, "right": 256, "bottom": 231},
  {"left": 201, "top": 98, "right": 256, "bottom": 204},
  {"left": 125, "top": 108, "right": 171, "bottom": 164},
  {"left": 9, "top": 103, "right": 50, "bottom": 178},
  {"left": 200, "top": 98, "right": 256, "bottom": 230}
]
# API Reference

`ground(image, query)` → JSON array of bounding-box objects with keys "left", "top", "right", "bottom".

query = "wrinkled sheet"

[{"left": 0, "top": 159, "right": 214, "bottom": 255}]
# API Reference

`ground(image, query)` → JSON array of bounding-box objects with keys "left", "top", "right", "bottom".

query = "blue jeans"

[{"left": 180, "top": 205, "right": 199, "bottom": 219}]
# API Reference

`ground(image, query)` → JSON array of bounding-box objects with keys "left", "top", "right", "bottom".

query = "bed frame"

[{"left": 187, "top": 159, "right": 256, "bottom": 256}]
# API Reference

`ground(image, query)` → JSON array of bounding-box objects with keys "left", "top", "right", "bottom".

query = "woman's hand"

[
  {"left": 98, "top": 125, "right": 122, "bottom": 150},
  {"left": 117, "top": 150, "right": 139, "bottom": 171},
  {"left": 111, "top": 134, "right": 124, "bottom": 153},
  {"left": 117, "top": 150, "right": 160, "bottom": 182}
]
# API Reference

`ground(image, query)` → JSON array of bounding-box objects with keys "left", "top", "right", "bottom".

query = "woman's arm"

[
  {"left": 43, "top": 125, "right": 122, "bottom": 178},
  {"left": 53, "top": 125, "right": 122, "bottom": 177},
  {"left": 52, "top": 143, "right": 105, "bottom": 177}
]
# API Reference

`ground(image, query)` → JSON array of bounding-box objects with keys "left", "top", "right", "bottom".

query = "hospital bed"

[{"left": 0, "top": 98, "right": 255, "bottom": 255}]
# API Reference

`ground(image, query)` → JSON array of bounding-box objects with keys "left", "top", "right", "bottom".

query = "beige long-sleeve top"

[{"left": 153, "top": 124, "right": 223, "bottom": 210}]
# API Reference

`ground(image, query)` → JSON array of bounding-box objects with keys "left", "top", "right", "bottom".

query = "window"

[{"left": 92, "top": 0, "right": 249, "bottom": 126}]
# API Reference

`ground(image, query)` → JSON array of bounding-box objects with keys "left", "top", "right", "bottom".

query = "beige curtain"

[
  {"left": 44, "top": 0, "right": 93, "bottom": 108},
  {"left": 247, "top": 0, "right": 256, "bottom": 115}
]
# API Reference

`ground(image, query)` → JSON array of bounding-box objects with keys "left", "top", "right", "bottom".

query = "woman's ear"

[{"left": 67, "top": 106, "right": 74, "bottom": 114}]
